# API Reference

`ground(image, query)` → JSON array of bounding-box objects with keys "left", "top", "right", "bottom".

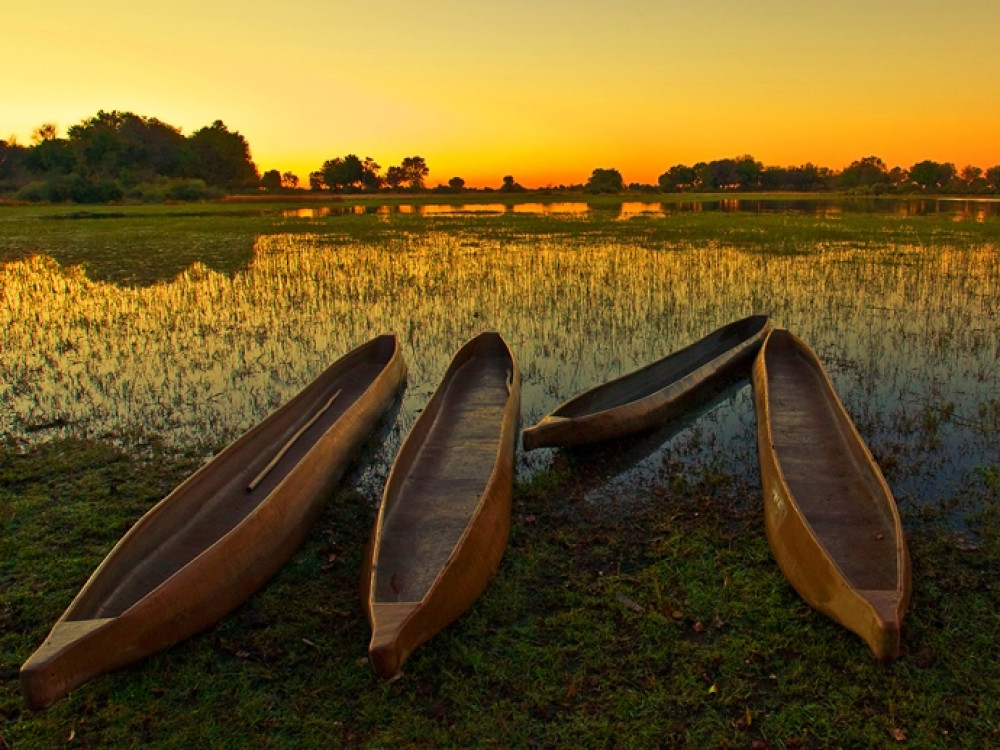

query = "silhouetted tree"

[
  {"left": 448, "top": 176, "right": 465, "bottom": 192},
  {"left": 188, "top": 120, "right": 258, "bottom": 189},
  {"left": 281, "top": 171, "right": 299, "bottom": 189},
  {"left": 316, "top": 154, "right": 382, "bottom": 192},
  {"left": 320, "top": 155, "right": 363, "bottom": 192},
  {"left": 0, "top": 139, "right": 28, "bottom": 186},
  {"left": 398, "top": 156, "right": 429, "bottom": 190},
  {"left": 985, "top": 166, "right": 1000, "bottom": 192},
  {"left": 500, "top": 175, "right": 524, "bottom": 192},
  {"left": 24, "top": 135, "right": 75, "bottom": 175},
  {"left": 658, "top": 164, "right": 698, "bottom": 192},
  {"left": 696, "top": 158, "right": 760, "bottom": 190},
  {"left": 361, "top": 157, "right": 382, "bottom": 191},
  {"left": 909, "top": 160, "right": 955, "bottom": 191},
  {"left": 733, "top": 155, "right": 763, "bottom": 190},
  {"left": 839, "top": 156, "right": 889, "bottom": 189},
  {"left": 585, "top": 167, "right": 624, "bottom": 193},
  {"left": 66, "top": 110, "right": 191, "bottom": 185},
  {"left": 760, "top": 163, "right": 832, "bottom": 191},
  {"left": 260, "top": 169, "right": 282, "bottom": 191},
  {"left": 31, "top": 124, "right": 59, "bottom": 144},
  {"left": 384, "top": 165, "right": 405, "bottom": 190},
  {"left": 959, "top": 165, "right": 986, "bottom": 192}
]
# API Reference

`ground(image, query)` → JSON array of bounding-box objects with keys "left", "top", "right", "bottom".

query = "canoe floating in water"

[
  {"left": 20, "top": 334, "right": 407, "bottom": 710},
  {"left": 521, "top": 314, "right": 770, "bottom": 451},
  {"left": 362, "top": 332, "right": 520, "bottom": 679},
  {"left": 752, "top": 328, "right": 911, "bottom": 661}
]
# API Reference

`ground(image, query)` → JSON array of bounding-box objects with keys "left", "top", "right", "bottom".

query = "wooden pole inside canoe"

[{"left": 247, "top": 389, "right": 342, "bottom": 492}]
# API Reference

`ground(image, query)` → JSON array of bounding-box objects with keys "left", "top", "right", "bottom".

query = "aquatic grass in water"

[{"left": 1, "top": 231, "right": 997, "bottom": 509}]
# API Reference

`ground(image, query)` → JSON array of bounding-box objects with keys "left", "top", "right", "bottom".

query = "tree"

[
  {"left": 959, "top": 165, "right": 986, "bottom": 192},
  {"left": 448, "top": 176, "right": 465, "bottom": 192},
  {"left": 316, "top": 154, "right": 381, "bottom": 192},
  {"left": 281, "top": 171, "right": 299, "bottom": 189},
  {"left": 0, "top": 138, "right": 28, "bottom": 190},
  {"left": 700, "top": 159, "right": 740, "bottom": 190},
  {"left": 585, "top": 167, "right": 624, "bottom": 193},
  {"left": 760, "top": 163, "right": 832, "bottom": 191},
  {"left": 320, "top": 155, "right": 363, "bottom": 192},
  {"left": 384, "top": 165, "right": 405, "bottom": 190},
  {"left": 500, "top": 175, "right": 524, "bottom": 192},
  {"left": 398, "top": 156, "right": 429, "bottom": 190},
  {"left": 361, "top": 157, "right": 382, "bottom": 191},
  {"left": 260, "top": 169, "right": 282, "bottom": 191},
  {"left": 839, "top": 156, "right": 889, "bottom": 189},
  {"left": 188, "top": 120, "right": 259, "bottom": 189},
  {"left": 31, "top": 123, "right": 59, "bottom": 144},
  {"left": 57, "top": 111, "right": 191, "bottom": 186},
  {"left": 985, "top": 166, "right": 1000, "bottom": 192},
  {"left": 733, "top": 155, "right": 763, "bottom": 190},
  {"left": 24, "top": 135, "right": 75, "bottom": 175},
  {"left": 909, "top": 160, "right": 955, "bottom": 191},
  {"left": 658, "top": 164, "right": 697, "bottom": 192}
]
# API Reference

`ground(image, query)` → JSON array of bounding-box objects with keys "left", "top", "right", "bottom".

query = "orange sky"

[{"left": 6, "top": 1, "right": 1000, "bottom": 188}]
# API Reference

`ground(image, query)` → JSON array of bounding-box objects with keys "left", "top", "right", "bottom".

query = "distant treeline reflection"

[{"left": 284, "top": 198, "right": 1000, "bottom": 222}]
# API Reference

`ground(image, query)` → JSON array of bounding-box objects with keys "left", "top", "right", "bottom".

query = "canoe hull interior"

[
  {"left": 522, "top": 314, "right": 770, "bottom": 450},
  {"left": 752, "top": 328, "right": 911, "bottom": 661},
  {"left": 363, "top": 332, "right": 520, "bottom": 679}
]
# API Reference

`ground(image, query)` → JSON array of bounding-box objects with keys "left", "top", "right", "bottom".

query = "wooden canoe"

[
  {"left": 521, "top": 314, "right": 770, "bottom": 451},
  {"left": 362, "top": 332, "right": 520, "bottom": 679},
  {"left": 20, "top": 334, "right": 407, "bottom": 710},
  {"left": 752, "top": 328, "right": 911, "bottom": 661}
]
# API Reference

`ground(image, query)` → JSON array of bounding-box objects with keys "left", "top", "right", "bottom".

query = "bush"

[
  {"left": 127, "top": 178, "right": 217, "bottom": 203},
  {"left": 15, "top": 180, "right": 52, "bottom": 202},
  {"left": 73, "top": 179, "right": 124, "bottom": 203},
  {"left": 15, "top": 176, "right": 123, "bottom": 203}
]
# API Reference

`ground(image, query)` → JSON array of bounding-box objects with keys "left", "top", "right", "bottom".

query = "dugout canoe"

[
  {"left": 20, "top": 334, "right": 407, "bottom": 710},
  {"left": 362, "top": 332, "right": 520, "bottom": 679},
  {"left": 521, "top": 314, "right": 770, "bottom": 451},
  {"left": 752, "top": 328, "right": 911, "bottom": 661}
]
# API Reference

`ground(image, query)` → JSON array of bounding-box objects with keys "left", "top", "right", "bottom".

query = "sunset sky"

[{"left": 6, "top": 0, "right": 1000, "bottom": 188}]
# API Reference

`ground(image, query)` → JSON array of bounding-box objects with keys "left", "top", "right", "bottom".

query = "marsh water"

[
  {"left": 2, "top": 200, "right": 998, "bottom": 519},
  {"left": 283, "top": 197, "right": 1000, "bottom": 221}
]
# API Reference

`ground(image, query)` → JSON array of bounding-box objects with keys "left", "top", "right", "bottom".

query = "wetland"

[{"left": 2, "top": 196, "right": 999, "bottom": 747}]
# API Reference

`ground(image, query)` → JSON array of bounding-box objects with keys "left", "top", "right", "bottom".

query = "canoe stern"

[{"left": 20, "top": 618, "right": 118, "bottom": 711}]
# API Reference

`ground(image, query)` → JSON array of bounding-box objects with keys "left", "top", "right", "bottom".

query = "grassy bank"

[{"left": 2, "top": 438, "right": 999, "bottom": 748}]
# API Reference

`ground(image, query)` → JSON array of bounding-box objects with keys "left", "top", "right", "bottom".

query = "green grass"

[{"left": 3, "top": 439, "right": 1000, "bottom": 748}]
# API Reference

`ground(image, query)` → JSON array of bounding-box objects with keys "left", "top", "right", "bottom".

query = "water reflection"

[
  {"left": 280, "top": 198, "right": 1000, "bottom": 221},
  {"left": 618, "top": 202, "right": 665, "bottom": 219},
  {"left": 418, "top": 203, "right": 506, "bottom": 215},
  {"left": 2, "top": 235, "right": 997, "bottom": 513},
  {"left": 511, "top": 202, "right": 589, "bottom": 215}
]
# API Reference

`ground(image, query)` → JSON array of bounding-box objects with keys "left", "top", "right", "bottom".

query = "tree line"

[
  {"left": 3, "top": 110, "right": 1000, "bottom": 203},
  {"left": 0, "top": 112, "right": 260, "bottom": 203},
  {"left": 645, "top": 155, "right": 1000, "bottom": 196}
]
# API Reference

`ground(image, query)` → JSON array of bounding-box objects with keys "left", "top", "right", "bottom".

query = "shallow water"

[
  {"left": 281, "top": 197, "right": 1000, "bottom": 222},
  {"left": 2, "top": 226, "right": 998, "bottom": 517}
]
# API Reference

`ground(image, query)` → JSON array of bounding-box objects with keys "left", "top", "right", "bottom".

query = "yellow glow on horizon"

[{"left": 7, "top": 1, "right": 1000, "bottom": 188}]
